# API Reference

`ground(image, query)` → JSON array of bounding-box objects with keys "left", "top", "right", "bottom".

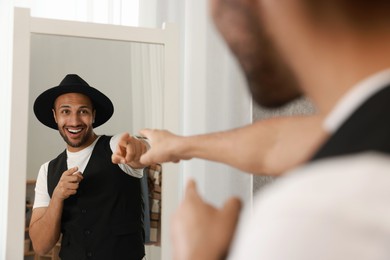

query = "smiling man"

[
  {"left": 29, "top": 74, "right": 147, "bottom": 260},
  {"left": 54, "top": 93, "right": 96, "bottom": 150}
]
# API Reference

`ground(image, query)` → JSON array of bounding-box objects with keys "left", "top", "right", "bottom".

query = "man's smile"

[{"left": 65, "top": 127, "right": 84, "bottom": 137}]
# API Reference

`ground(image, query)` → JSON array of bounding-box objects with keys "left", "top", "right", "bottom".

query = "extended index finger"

[
  {"left": 139, "top": 128, "right": 152, "bottom": 139},
  {"left": 64, "top": 167, "right": 79, "bottom": 176},
  {"left": 61, "top": 167, "right": 83, "bottom": 182},
  {"left": 117, "top": 133, "right": 131, "bottom": 150}
]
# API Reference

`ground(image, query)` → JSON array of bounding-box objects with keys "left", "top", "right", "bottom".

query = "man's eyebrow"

[
  {"left": 79, "top": 105, "right": 92, "bottom": 109},
  {"left": 58, "top": 104, "right": 71, "bottom": 109},
  {"left": 57, "top": 104, "right": 92, "bottom": 109}
]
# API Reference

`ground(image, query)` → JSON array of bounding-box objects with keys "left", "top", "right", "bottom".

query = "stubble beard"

[
  {"left": 59, "top": 127, "right": 94, "bottom": 148},
  {"left": 212, "top": 1, "right": 302, "bottom": 108}
]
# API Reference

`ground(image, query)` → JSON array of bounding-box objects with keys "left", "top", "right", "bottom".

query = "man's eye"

[
  {"left": 80, "top": 110, "right": 89, "bottom": 114},
  {"left": 61, "top": 110, "right": 70, "bottom": 114}
]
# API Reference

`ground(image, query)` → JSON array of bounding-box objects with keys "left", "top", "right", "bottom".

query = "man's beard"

[
  {"left": 212, "top": 1, "right": 303, "bottom": 108},
  {"left": 242, "top": 25, "right": 303, "bottom": 108},
  {"left": 59, "top": 128, "right": 93, "bottom": 148},
  {"left": 246, "top": 39, "right": 303, "bottom": 108}
]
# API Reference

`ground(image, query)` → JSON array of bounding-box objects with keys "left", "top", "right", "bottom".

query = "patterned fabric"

[{"left": 144, "top": 164, "right": 162, "bottom": 245}]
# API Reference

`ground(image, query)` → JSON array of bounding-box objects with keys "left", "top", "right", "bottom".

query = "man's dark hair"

[{"left": 304, "top": 0, "right": 390, "bottom": 29}]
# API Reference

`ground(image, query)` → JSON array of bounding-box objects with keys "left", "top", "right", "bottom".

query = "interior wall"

[
  {"left": 152, "top": 0, "right": 253, "bottom": 208},
  {"left": 28, "top": 0, "right": 140, "bottom": 26}
]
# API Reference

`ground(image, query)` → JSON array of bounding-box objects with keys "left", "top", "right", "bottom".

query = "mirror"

[
  {"left": 12, "top": 8, "right": 180, "bottom": 260},
  {"left": 26, "top": 34, "right": 164, "bottom": 260}
]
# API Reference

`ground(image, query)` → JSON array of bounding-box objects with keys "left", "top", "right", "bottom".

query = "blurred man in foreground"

[{"left": 142, "top": 0, "right": 390, "bottom": 259}]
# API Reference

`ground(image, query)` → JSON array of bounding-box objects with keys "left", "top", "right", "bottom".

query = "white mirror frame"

[{"left": 7, "top": 7, "right": 180, "bottom": 260}]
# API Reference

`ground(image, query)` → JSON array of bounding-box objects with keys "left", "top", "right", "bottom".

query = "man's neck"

[{"left": 305, "top": 41, "right": 390, "bottom": 115}]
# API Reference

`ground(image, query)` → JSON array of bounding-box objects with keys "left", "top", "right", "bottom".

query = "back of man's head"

[{"left": 303, "top": 0, "right": 390, "bottom": 29}]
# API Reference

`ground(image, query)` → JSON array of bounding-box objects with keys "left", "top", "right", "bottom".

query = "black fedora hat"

[{"left": 33, "top": 74, "right": 114, "bottom": 130}]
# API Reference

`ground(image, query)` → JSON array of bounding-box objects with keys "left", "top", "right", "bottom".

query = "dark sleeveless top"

[
  {"left": 47, "top": 135, "right": 145, "bottom": 260},
  {"left": 311, "top": 85, "right": 390, "bottom": 161}
]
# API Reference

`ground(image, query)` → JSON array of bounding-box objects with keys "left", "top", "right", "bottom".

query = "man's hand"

[
  {"left": 112, "top": 132, "right": 148, "bottom": 168},
  {"left": 139, "top": 129, "right": 191, "bottom": 165},
  {"left": 52, "top": 167, "right": 83, "bottom": 200},
  {"left": 172, "top": 180, "right": 242, "bottom": 260}
]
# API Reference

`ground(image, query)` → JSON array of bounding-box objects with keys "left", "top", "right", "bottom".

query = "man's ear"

[
  {"left": 52, "top": 109, "right": 58, "bottom": 123},
  {"left": 93, "top": 110, "right": 96, "bottom": 123}
]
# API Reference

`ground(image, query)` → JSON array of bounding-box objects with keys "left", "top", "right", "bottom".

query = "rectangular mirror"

[{"left": 11, "top": 7, "right": 180, "bottom": 260}]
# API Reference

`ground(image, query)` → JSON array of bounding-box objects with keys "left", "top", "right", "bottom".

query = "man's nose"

[{"left": 68, "top": 112, "right": 82, "bottom": 124}]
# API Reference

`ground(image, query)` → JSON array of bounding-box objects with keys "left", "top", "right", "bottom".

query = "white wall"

[
  {"left": 152, "top": 0, "right": 253, "bottom": 207},
  {"left": 28, "top": 0, "right": 140, "bottom": 26}
]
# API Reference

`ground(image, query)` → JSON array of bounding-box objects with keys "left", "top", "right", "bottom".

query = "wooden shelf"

[{"left": 24, "top": 251, "right": 35, "bottom": 256}]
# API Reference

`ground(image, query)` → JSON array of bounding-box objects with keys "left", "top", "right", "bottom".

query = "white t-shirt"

[
  {"left": 229, "top": 69, "right": 390, "bottom": 259},
  {"left": 229, "top": 153, "right": 390, "bottom": 260},
  {"left": 33, "top": 134, "right": 143, "bottom": 209}
]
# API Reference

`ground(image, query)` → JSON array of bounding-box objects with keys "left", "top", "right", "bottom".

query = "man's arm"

[
  {"left": 29, "top": 167, "right": 83, "bottom": 255},
  {"left": 140, "top": 115, "right": 327, "bottom": 175}
]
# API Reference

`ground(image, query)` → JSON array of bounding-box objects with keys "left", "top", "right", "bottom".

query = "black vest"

[
  {"left": 48, "top": 135, "right": 145, "bottom": 260},
  {"left": 311, "top": 85, "right": 390, "bottom": 161}
]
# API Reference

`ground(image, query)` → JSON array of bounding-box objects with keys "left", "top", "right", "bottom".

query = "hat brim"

[{"left": 33, "top": 85, "right": 114, "bottom": 130}]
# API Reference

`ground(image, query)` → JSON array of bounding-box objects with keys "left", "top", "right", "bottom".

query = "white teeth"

[{"left": 68, "top": 129, "right": 82, "bottom": 134}]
